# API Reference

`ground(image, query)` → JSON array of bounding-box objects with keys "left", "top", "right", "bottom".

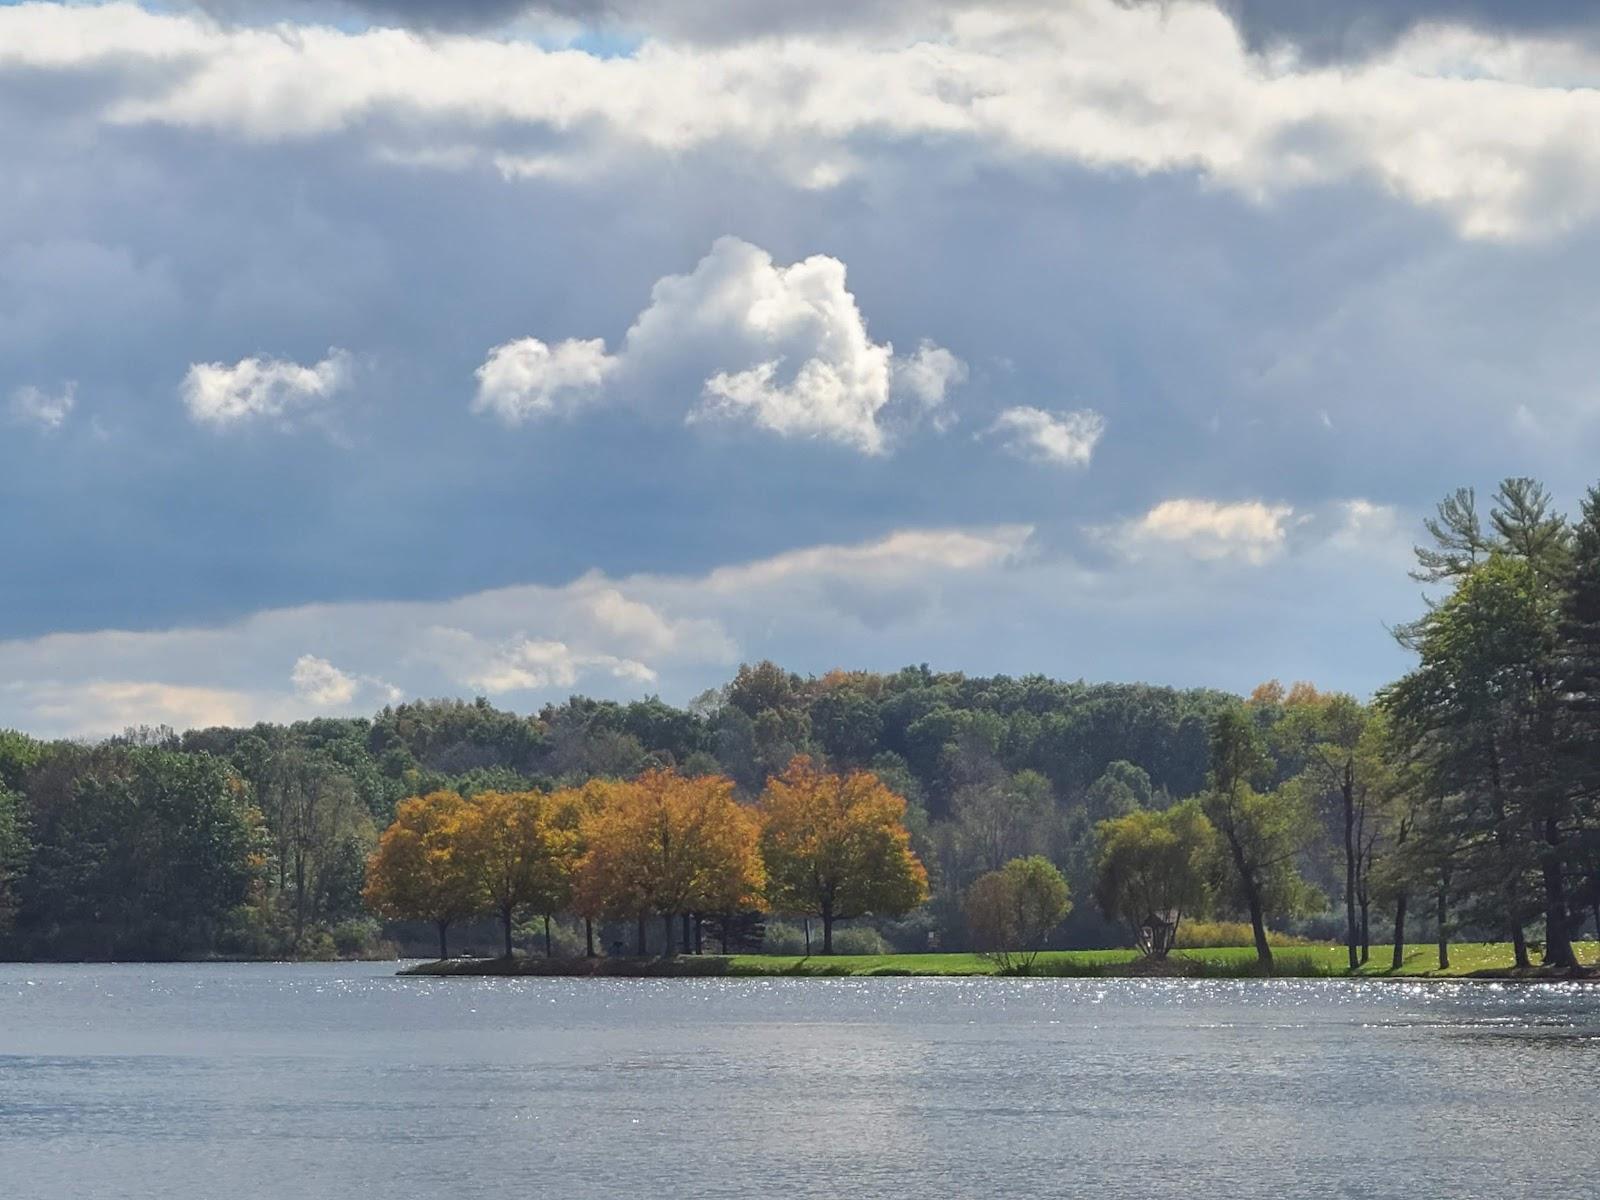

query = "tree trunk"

[
  {"left": 1486, "top": 738, "right": 1529, "bottom": 969},
  {"left": 1343, "top": 765, "right": 1358, "bottom": 972},
  {"left": 502, "top": 903, "right": 514, "bottom": 959},
  {"left": 1541, "top": 818, "right": 1578, "bottom": 969},
  {"left": 1224, "top": 825, "right": 1272, "bottom": 969},
  {"left": 437, "top": 919, "right": 449, "bottom": 961},
  {"left": 585, "top": 918, "right": 595, "bottom": 959},
  {"left": 694, "top": 915, "right": 703, "bottom": 956},
  {"left": 1436, "top": 885, "right": 1449, "bottom": 971},
  {"left": 636, "top": 912, "right": 647, "bottom": 957},
  {"left": 821, "top": 902, "right": 835, "bottom": 956},
  {"left": 1511, "top": 922, "right": 1530, "bottom": 969},
  {"left": 662, "top": 913, "right": 676, "bottom": 957},
  {"left": 803, "top": 917, "right": 811, "bottom": 955},
  {"left": 544, "top": 914, "right": 553, "bottom": 958},
  {"left": 1390, "top": 892, "right": 1408, "bottom": 973},
  {"left": 1359, "top": 897, "right": 1370, "bottom": 965},
  {"left": 293, "top": 853, "right": 308, "bottom": 952},
  {"left": 681, "top": 912, "right": 692, "bottom": 955},
  {"left": 1246, "top": 888, "right": 1273, "bottom": 971},
  {"left": 719, "top": 915, "right": 729, "bottom": 956}
]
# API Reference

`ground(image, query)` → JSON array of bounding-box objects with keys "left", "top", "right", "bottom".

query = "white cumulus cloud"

[
  {"left": 1113, "top": 498, "right": 1297, "bottom": 564},
  {"left": 290, "top": 654, "right": 361, "bottom": 706},
  {"left": 473, "top": 237, "right": 964, "bottom": 454},
  {"left": 988, "top": 406, "right": 1105, "bottom": 467},
  {"left": 453, "top": 635, "right": 658, "bottom": 694},
  {"left": 472, "top": 336, "right": 617, "bottom": 423},
  {"left": 182, "top": 349, "right": 351, "bottom": 429}
]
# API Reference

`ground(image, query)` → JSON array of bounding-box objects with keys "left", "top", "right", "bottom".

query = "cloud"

[
  {"left": 472, "top": 336, "right": 616, "bottom": 422},
  {"left": 443, "top": 634, "right": 657, "bottom": 694},
  {"left": 8, "top": 382, "right": 76, "bottom": 432},
  {"left": 987, "top": 406, "right": 1104, "bottom": 467},
  {"left": 474, "top": 237, "right": 962, "bottom": 453},
  {"left": 0, "top": 509, "right": 1433, "bottom": 736},
  {"left": 0, "top": 523, "right": 1029, "bottom": 736},
  {"left": 11, "top": 2, "right": 1600, "bottom": 238},
  {"left": 1215, "top": 1, "right": 1600, "bottom": 61},
  {"left": 182, "top": 349, "right": 352, "bottom": 430},
  {"left": 1110, "top": 498, "right": 1297, "bottom": 565},
  {"left": 16, "top": 680, "right": 257, "bottom": 736},
  {"left": 290, "top": 653, "right": 360, "bottom": 705},
  {"left": 892, "top": 341, "right": 967, "bottom": 421},
  {"left": 196, "top": 1, "right": 546, "bottom": 30}
]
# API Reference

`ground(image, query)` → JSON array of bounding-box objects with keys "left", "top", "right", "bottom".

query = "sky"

[{"left": 6, "top": 0, "right": 1600, "bottom": 737}]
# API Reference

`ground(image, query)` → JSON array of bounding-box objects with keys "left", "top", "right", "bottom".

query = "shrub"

[
  {"left": 761, "top": 921, "right": 811, "bottom": 955},
  {"left": 1177, "top": 952, "right": 1342, "bottom": 978},
  {"left": 829, "top": 926, "right": 890, "bottom": 956},
  {"left": 1174, "top": 919, "right": 1323, "bottom": 949},
  {"left": 1015, "top": 956, "right": 1109, "bottom": 977},
  {"left": 331, "top": 918, "right": 384, "bottom": 958},
  {"left": 965, "top": 856, "right": 1072, "bottom": 971},
  {"left": 297, "top": 929, "right": 338, "bottom": 961},
  {"left": 215, "top": 904, "right": 285, "bottom": 959}
]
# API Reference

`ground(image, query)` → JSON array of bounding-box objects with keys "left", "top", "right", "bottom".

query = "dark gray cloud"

[
  {"left": 184, "top": 2, "right": 1600, "bottom": 50},
  {"left": 193, "top": 1, "right": 571, "bottom": 30},
  {"left": 1217, "top": 1, "right": 1600, "bottom": 60},
  {"left": 189, "top": 2, "right": 1600, "bottom": 48},
  {"left": 190, "top": 0, "right": 1029, "bottom": 39}
]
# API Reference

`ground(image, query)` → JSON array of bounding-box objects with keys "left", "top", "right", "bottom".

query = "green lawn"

[{"left": 726, "top": 942, "right": 1600, "bottom": 978}]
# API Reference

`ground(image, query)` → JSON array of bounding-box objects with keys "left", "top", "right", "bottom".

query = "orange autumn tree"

[
  {"left": 363, "top": 791, "right": 482, "bottom": 960},
  {"left": 574, "top": 771, "right": 765, "bottom": 956},
  {"left": 572, "top": 778, "right": 655, "bottom": 955},
  {"left": 674, "top": 773, "right": 766, "bottom": 954},
  {"left": 458, "top": 790, "right": 577, "bottom": 960},
  {"left": 557, "top": 778, "right": 633, "bottom": 956},
  {"left": 759, "top": 756, "right": 928, "bottom": 954}
]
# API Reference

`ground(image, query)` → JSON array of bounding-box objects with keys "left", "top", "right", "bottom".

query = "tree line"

[
  {"left": 362, "top": 758, "right": 927, "bottom": 958},
  {"left": 0, "top": 667, "right": 1234, "bottom": 960},
  {"left": 1, "top": 475, "right": 1597, "bottom": 968},
  {"left": 1085, "top": 479, "right": 1600, "bottom": 974}
]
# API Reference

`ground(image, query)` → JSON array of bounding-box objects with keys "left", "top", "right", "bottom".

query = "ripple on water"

[{"left": 1, "top": 962, "right": 1597, "bottom": 1199}]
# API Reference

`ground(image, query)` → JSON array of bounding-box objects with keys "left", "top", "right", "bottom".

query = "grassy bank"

[{"left": 401, "top": 941, "right": 1600, "bottom": 979}]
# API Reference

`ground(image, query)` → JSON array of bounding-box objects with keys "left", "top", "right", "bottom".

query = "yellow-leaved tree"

[
  {"left": 552, "top": 780, "right": 620, "bottom": 957},
  {"left": 675, "top": 773, "right": 766, "bottom": 954},
  {"left": 458, "top": 790, "right": 577, "bottom": 959},
  {"left": 572, "top": 778, "right": 654, "bottom": 955},
  {"left": 363, "top": 791, "right": 482, "bottom": 960},
  {"left": 759, "top": 757, "right": 928, "bottom": 954},
  {"left": 573, "top": 771, "right": 765, "bottom": 956}
]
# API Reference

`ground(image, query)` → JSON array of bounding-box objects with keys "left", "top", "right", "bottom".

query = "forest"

[{"left": 1, "top": 477, "right": 1598, "bottom": 971}]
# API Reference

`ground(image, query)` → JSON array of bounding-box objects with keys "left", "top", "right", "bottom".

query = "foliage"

[
  {"left": 1171, "top": 920, "right": 1323, "bottom": 949},
  {"left": 458, "top": 789, "right": 577, "bottom": 957},
  {"left": 572, "top": 770, "right": 765, "bottom": 951},
  {"left": 964, "top": 855, "right": 1072, "bottom": 971},
  {"left": 1093, "top": 800, "right": 1214, "bottom": 958},
  {"left": 13, "top": 746, "right": 263, "bottom": 959},
  {"left": 828, "top": 925, "right": 891, "bottom": 956},
  {"left": 759, "top": 921, "right": 811, "bottom": 956},
  {"left": 1202, "top": 708, "right": 1319, "bottom": 966},
  {"left": 759, "top": 757, "right": 928, "bottom": 953},
  {"left": 362, "top": 791, "right": 483, "bottom": 958},
  {"left": 0, "top": 785, "right": 30, "bottom": 932}
]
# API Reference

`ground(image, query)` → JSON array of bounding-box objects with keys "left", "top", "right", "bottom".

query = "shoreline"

[{"left": 398, "top": 947, "right": 1600, "bottom": 982}]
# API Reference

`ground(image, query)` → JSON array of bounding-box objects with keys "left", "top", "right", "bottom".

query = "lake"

[{"left": 2, "top": 963, "right": 1596, "bottom": 1198}]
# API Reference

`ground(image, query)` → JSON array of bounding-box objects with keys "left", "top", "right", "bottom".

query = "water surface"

[{"left": 2, "top": 963, "right": 1596, "bottom": 1197}]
